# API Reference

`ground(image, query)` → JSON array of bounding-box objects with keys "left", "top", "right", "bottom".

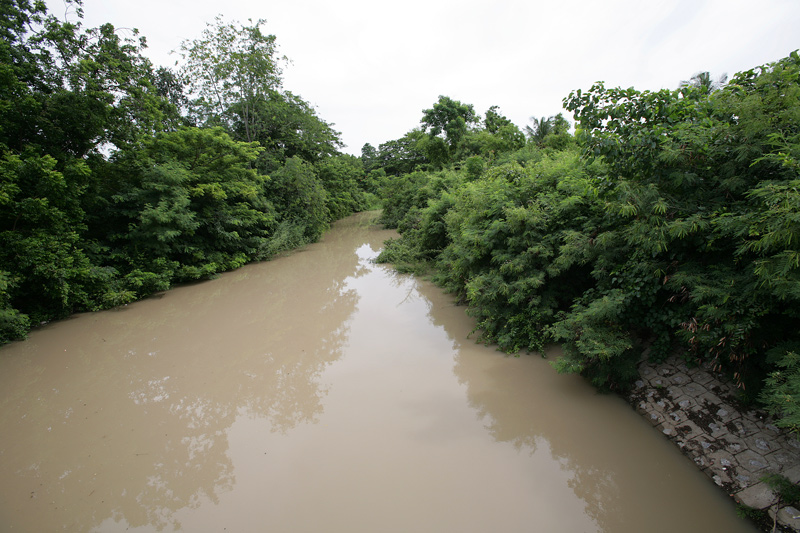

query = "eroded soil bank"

[{"left": 0, "top": 211, "right": 756, "bottom": 532}]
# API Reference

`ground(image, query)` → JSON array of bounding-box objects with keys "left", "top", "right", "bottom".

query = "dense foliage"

[
  {"left": 372, "top": 52, "right": 800, "bottom": 430},
  {"left": 0, "top": 0, "right": 372, "bottom": 343}
]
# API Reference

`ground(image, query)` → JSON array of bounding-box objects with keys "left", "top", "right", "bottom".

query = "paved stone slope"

[{"left": 629, "top": 355, "right": 800, "bottom": 532}]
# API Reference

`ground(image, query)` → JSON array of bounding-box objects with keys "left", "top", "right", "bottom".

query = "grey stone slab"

[
  {"left": 707, "top": 448, "right": 736, "bottom": 470},
  {"left": 686, "top": 368, "right": 716, "bottom": 386},
  {"left": 650, "top": 376, "right": 668, "bottom": 388},
  {"left": 670, "top": 372, "right": 691, "bottom": 386},
  {"left": 691, "top": 435, "right": 725, "bottom": 454},
  {"left": 736, "top": 449, "right": 770, "bottom": 472},
  {"left": 683, "top": 382, "right": 708, "bottom": 397},
  {"left": 658, "top": 421, "right": 676, "bottom": 437},
  {"left": 666, "top": 409, "right": 686, "bottom": 424},
  {"left": 686, "top": 405, "right": 725, "bottom": 435},
  {"left": 632, "top": 354, "right": 800, "bottom": 527},
  {"left": 706, "top": 421, "right": 730, "bottom": 439},
  {"left": 765, "top": 449, "right": 800, "bottom": 472},
  {"left": 674, "top": 395, "right": 697, "bottom": 410},
  {"left": 726, "top": 417, "right": 761, "bottom": 438},
  {"left": 655, "top": 397, "right": 674, "bottom": 411},
  {"left": 674, "top": 419, "right": 704, "bottom": 441},
  {"left": 713, "top": 403, "right": 742, "bottom": 423},
  {"left": 666, "top": 385, "right": 685, "bottom": 400},
  {"left": 745, "top": 432, "right": 777, "bottom": 455},
  {"left": 646, "top": 408, "right": 664, "bottom": 426},
  {"left": 698, "top": 391, "right": 726, "bottom": 409},
  {"left": 711, "top": 470, "right": 734, "bottom": 489},
  {"left": 639, "top": 364, "right": 656, "bottom": 379},
  {"left": 656, "top": 363, "right": 675, "bottom": 376},
  {"left": 734, "top": 469, "right": 754, "bottom": 488},
  {"left": 782, "top": 434, "right": 800, "bottom": 452},
  {"left": 781, "top": 464, "right": 800, "bottom": 484},
  {"left": 717, "top": 433, "right": 747, "bottom": 455},
  {"left": 735, "top": 481, "right": 777, "bottom": 510},
  {"left": 776, "top": 505, "right": 800, "bottom": 532}
]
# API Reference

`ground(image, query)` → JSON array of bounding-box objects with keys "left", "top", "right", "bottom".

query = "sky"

[{"left": 46, "top": 0, "right": 800, "bottom": 156}]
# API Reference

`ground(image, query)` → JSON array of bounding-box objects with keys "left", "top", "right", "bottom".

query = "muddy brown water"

[{"left": 0, "top": 211, "right": 756, "bottom": 533}]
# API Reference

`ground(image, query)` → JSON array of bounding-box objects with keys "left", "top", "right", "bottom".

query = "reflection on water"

[{"left": 0, "top": 212, "right": 755, "bottom": 532}]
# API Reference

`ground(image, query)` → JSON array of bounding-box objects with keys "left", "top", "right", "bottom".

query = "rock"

[{"left": 735, "top": 482, "right": 776, "bottom": 510}]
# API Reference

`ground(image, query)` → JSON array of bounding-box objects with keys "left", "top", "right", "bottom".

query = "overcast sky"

[{"left": 46, "top": 0, "right": 800, "bottom": 155}]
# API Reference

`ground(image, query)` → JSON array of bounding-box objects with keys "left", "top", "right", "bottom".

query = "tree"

[
  {"left": 484, "top": 105, "right": 513, "bottom": 133},
  {"left": 178, "top": 19, "right": 341, "bottom": 169},
  {"left": 231, "top": 90, "right": 341, "bottom": 172},
  {"left": 420, "top": 95, "right": 478, "bottom": 153},
  {"left": 525, "top": 116, "right": 552, "bottom": 145},
  {"left": 376, "top": 130, "right": 428, "bottom": 175},
  {"left": 679, "top": 71, "right": 727, "bottom": 94},
  {"left": 104, "top": 127, "right": 275, "bottom": 282},
  {"left": 1, "top": 0, "right": 169, "bottom": 157},
  {"left": 315, "top": 154, "right": 369, "bottom": 219},
  {"left": 178, "top": 16, "right": 285, "bottom": 141},
  {"left": 361, "top": 143, "right": 378, "bottom": 172}
]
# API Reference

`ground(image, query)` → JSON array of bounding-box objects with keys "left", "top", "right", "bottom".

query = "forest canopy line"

[
  {"left": 371, "top": 52, "right": 800, "bottom": 434},
  {"left": 0, "top": 0, "right": 373, "bottom": 343}
]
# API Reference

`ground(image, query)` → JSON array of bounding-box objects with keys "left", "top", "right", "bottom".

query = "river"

[{"left": 0, "top": 211, "right": 755, "bottom": 532}]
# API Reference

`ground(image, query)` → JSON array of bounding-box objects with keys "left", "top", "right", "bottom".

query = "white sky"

[{"left": 47, "top": 0, "right": 800, "bottom": 155}]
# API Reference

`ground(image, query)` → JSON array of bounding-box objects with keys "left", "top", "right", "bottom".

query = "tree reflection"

[
  {"left": 414, "top": 279, "right": 740, "bottom": 533},
  {"left": 0, "top": 212, "right": 396, "bottom": 532}
]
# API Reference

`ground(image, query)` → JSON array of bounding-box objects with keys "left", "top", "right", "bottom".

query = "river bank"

[{"left": 628, "top": 352, "right": 800, "bottom": 532}]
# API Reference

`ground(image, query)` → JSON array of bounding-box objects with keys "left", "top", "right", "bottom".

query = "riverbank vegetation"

[
  {"left": 0, "top": 1, "right": 375, "bottom": 343},
  {"left": 3, "top": 1, "right": 799, "bottom": 435},
  {"left": 371, "top": 53, "right": 800, "bottom": 433}
]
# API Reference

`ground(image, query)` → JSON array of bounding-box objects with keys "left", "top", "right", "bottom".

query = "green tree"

[
  {"left": 0, "top": 0, "right": 182, "bottom": 339},
  {"left": 232, "top": 90, "right": 341, "bottom": 172},
  {"left": 420, "top": 95, "right": 478, "bottom": 156},
  {"left": 679, "top": 71, "right": 727, "bottom": 94},
  {"left": 361, "top": 143, "right": 378, "bottom": 172},
  {"left": 525, "top": 116, "right": 553, "bottom": 145},
  {"left": 102, "top": 127, "right": 275, "bottom": 282},
  {"left": 376, "top": 130, "right": 428, "bottom": 176},
  {"left": 178, "top": 16, "right": 284, "bottom": 139},
  {"left": 178, "top": 18, "right": 341, "bottom": 170},
  {"left": 315, "top": 154, "right": 369, "bottom": 219},
  {"left": 265, "top": 156, "right": 329, "bottom": 244},
  {"left": 484, "top": 105, "right": 513, "bottom": 133}
]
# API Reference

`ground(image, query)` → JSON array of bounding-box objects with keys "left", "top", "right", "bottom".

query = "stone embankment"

[{"left": 629, "top": 355, "right": 800, "bottom": 532}]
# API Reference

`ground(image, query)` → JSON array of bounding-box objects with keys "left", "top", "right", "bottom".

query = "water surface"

[{"left": 0, "top": 211, "right": 755, "bottom": 532}]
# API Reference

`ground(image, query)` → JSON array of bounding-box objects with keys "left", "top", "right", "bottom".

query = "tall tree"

[
  {"left": 679, "top": 71, "right": 727, "bottom": 94},
  {"left": 484, "top": 105, "right": 513, "bottom": 134},
  {"left": 178, "top": 16, "right": 285, "bottom": 141},
  {"left": 525, "top": 116, "right": 553, "bottom": 145},
  {"left": 420, "top": 95, "right": 478, "bottom": 153}
]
